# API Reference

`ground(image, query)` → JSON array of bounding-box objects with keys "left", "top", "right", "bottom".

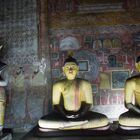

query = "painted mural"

[
  {"left": 48, "top": 0, "right": 140, "bottom": 29},
  {"left": 48, "top": 25, "right": 140, "bottom": 119},
  {"left": 0, "top": 0, "right": 47, "bottom": 132},
  {"left": 47, "top": 0, "right": 140, "bottom": 119}
]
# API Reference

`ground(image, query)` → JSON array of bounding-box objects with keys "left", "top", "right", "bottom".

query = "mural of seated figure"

[
  {"left": 119, "top": 56, "right": 140, "bottom": 130},
  {"left": 38, "top": 55, "right": 109, "bottom": 132}
]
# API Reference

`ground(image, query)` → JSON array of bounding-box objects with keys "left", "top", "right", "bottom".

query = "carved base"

[
  {"left": 0, "top": 129, "right": 13, "bottom": 140},
  {"left": 0, "top": 131, "right": 2, "bottom": 136},
  {"left": 34, "top": 125, "right": 113, "bottom": 137},
  {"left": 0, "top": 132, "right": 12, "bottom": 140},
  {"left": 116, "top": 125, "right": 140, "bottom": 135}
]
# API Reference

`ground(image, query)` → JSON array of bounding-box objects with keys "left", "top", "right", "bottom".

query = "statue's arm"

[
  {"left": 75, "top": 81, "right": 93, "bottom": 118},
  {"left": 52, "top": 83, "right": 61, "bottom": 105},
  {"left": 125, "top": 103, "right": 140, "bottom": 114},
  {"left": 83, "top": 81, "right": 93, "bottom": 105},
  {"left": 124, "top": 79, "right": 140, "bottom": 114},
  {"left": 52, "top": 83, "right": 67, "bottom": 117}
]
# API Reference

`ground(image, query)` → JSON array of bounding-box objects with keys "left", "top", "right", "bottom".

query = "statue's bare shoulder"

[
  {"left": 126, "top": 75, "right": 140, "bottom": 84},
  {"left": 76, "top": 78, "right": 91, "bottom": 87},
  {"left": 53, "top": 79, "right": 67, "bottom": 90}
]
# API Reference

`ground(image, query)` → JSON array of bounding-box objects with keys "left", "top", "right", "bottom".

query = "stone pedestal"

[
  {"left": 0, "top": 133, "right": 12, "bottom": 140},
  {"left": 0, "top": 128, "right": 13, "bottom": 140}
]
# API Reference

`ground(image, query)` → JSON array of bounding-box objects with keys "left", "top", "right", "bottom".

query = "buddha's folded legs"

[
  {"left": 38, "top": 111, "right": 109, "bottom": 130},
  {"left": 39, "top": 120, "right": 89, "bottom": 130},
  {"left": 119, "top": 111, "right": 140, "bottom": 129}
]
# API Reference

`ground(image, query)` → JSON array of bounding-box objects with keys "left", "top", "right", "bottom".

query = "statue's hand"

[
  {"left": 76, "top": 102, "right": 91, "bottom": 117},
  {"left": 66, "top": 114, "right": 79, "bottom": 119},
  {"left": 126, "top": 103, "right": 140, "bottom": 114}
]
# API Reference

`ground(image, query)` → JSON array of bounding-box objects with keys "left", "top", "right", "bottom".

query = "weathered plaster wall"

[
  {"left": 0, "top": 0, "right": 50, "bottom": 132},
  {"left": 0, "top": 0, "right": 140, "bottom": 132}
]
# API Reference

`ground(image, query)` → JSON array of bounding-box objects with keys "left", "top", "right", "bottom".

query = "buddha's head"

[
  {"left": 63, "top": 56, "right": 79, "bottom": 80},
  {"left": 136, "top": 56, "right": 140, "bottom": 72}
]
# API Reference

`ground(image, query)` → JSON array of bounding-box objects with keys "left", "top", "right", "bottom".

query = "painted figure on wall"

[
  {"left": 103, "top": 39, "right": 112, "bottom": 48},
  {"left": 93, "top": 40, "right": 102, "bottom": 50},
  {"left": 0, "top": 45, "right": 7, "bottom": 136},
  {"left": 119, "top": 56, "right": 140, "bottom": 130},
  {"left": 99, "top": 72, "right": 111, "bottom": 89},
  {"left": 38, "top": 54, "right": 109, "bottom": 132},
  {"left": 48, "top": 0, "right": 78, "bottom": 14},
  {"left": 112, "top": 38, "right": 121, "bottom": 48},
  {"left": 108, "top": 55, "right": 117, "bottom": 67}
]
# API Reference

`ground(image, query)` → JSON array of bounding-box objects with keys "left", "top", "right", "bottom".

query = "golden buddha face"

[
  {"left": 63, "top": 62, "right": 79, "bottom": 80},
  {"left": 136, "top": 62, "right": 140, "bottom": 72}
]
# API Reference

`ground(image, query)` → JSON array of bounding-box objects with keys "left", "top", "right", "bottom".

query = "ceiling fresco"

[{"left": 47, "top": 0, "right": 140, "bottom": 29}]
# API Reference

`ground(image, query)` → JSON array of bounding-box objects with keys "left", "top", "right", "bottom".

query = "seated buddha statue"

[
  {"left": 38, "top": 55, "right": 109, "bottom": 132},
  {"left": 0, "top": 45, "right": 7, "bottom": 135},
  {"left": 119, "top": 56, "right": 140, "bottom": 130}
]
